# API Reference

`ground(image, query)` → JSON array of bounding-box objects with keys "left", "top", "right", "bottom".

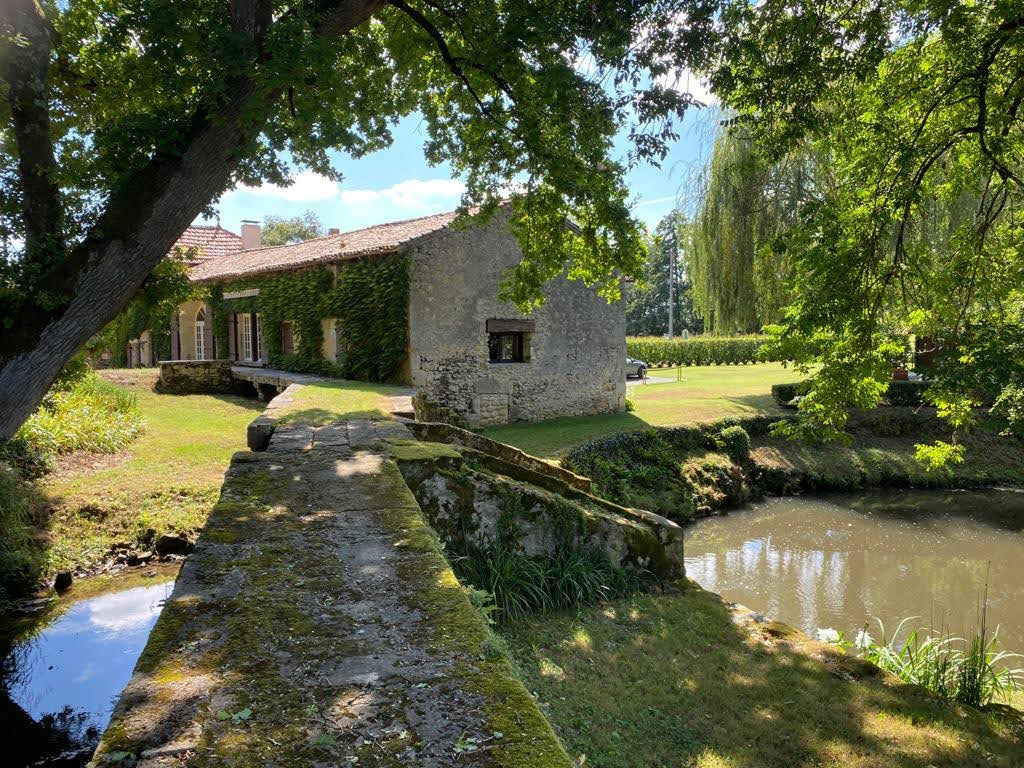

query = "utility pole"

[{"left": 667, "top": 239, "right": 675, "bottom": 340}]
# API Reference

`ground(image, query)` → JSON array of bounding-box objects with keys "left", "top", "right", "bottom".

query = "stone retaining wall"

[{"left": 155, "top": 359, "right": 236, "bottom": 394}]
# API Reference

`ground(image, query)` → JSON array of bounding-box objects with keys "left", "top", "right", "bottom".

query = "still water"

[
  {"left": 1, "top": 578, "right": 174, "bottom": 767},
  {"left": 684, "top": 489, "right": 1024, "bottom": 649}
]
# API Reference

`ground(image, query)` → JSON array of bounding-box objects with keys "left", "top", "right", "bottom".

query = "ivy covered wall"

[{"left": 206, "top": 254, "right": 409, "bottom": 383}]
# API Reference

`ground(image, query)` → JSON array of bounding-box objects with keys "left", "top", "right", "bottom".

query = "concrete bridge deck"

[{"left": 91, "top": 420, "right": 570, "bottom": 767}]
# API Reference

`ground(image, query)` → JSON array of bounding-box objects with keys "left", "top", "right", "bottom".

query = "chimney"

[
  {"left": 327, "top": 227, "right": 340, "bottom": 236},
  {"left": 241, "top": 220, "right": 262, "bottom": 250}
]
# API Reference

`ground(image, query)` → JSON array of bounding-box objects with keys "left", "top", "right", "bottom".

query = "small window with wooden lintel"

[{"left": 487, "top": 318, "right": 534, "bottom": 363}]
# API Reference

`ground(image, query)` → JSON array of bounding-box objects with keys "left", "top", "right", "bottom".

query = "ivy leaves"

[{"left": 213, "top": 256, "right": 409, "bottom": 383}]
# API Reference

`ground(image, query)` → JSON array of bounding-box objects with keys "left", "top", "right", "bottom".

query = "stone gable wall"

[{"left": 407, "top": 212, "right": 626, "bottom": 426}]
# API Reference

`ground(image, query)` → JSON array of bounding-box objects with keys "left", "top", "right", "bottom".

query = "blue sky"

[{"left": 202, "top": 103, "right": 719, "bottom": 237}]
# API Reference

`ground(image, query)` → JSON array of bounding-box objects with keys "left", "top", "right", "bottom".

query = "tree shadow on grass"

[{"left": 504, "top": 583, "right": 1024, "bottom": 768}]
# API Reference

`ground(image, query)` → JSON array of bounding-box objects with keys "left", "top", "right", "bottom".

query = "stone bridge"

[{"left": 91, "top": 392, "right": 683, "bottom": 767}]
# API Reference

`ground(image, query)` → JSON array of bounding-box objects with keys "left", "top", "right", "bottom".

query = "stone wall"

[
  {"left": 156, "top": 359, "right": 236, "bottom": 394},
  {"left": 407, "top": 211, "right": 626, "bottom": 426}
]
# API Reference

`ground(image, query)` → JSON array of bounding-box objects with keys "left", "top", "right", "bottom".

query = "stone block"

[{"left": 247, "top": 415, "right": 276, "bottom": 451}]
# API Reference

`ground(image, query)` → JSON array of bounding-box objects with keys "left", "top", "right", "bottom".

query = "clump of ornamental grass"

[
  {"left": 451, "top": 543, "right": 645, "bottom": 623},
  {"left": 1, "top": 373, "right": 144, "bottom": 478},
  {"left": 832, "top": 591, "right": 1023, "bottom": 708}
]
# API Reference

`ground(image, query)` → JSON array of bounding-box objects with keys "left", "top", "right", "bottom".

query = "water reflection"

[
  {"left": 684, "top": 490, "right": 1024, "bottom": 649},
  {"left": 1, "top": 580, "right": 173, "bottom": 767}
]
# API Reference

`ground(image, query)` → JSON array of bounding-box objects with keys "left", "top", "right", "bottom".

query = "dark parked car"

[{"left": 626, "top": 356, "right": 647, "bottom": 379}]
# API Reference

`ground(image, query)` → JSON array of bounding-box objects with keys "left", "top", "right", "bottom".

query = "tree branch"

[
  {"left": 387, "top": 0, "right": 490, "bottom": 114},
  {"left": 0, "top": 0, "right": 388, "bottom": 441}
]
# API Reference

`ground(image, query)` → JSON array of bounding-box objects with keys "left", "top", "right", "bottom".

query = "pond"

[
  {"left": 684, "top": 489, "right": 1024, "bottom": 651},
  {"left": 1, "top": 574, "right": 175, "bottom": 768}
]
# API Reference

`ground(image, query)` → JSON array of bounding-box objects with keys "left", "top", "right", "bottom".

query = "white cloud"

[
  {"left": 227, "top": 174, "right": 467, "bottom": 216},
  {"left": 87, "top": 584, "right": 170, "bottom": 635},
  {"left": 235, "top": 170, "right": 340, "bottom": 202},
  {"left": 655, "top": 66, "right": 716, "bottom": 105},
  {"left": 339, "top": 178, "right": 466, "bottom": 212},
  {"left": 635, "top": 193, "right": 679, "bottom": 209}
]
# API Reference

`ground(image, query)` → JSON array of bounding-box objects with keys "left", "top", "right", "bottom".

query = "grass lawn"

[
  {"left": 274, "top": 379, "right": 406, "bottom": 426},
  {"left": 504, "top": 584, "right": 1024, "bottom": 768},
  {"left": 483, "top": 362, "right": 791, "bottom": 458},
  {"left": 34, "top": 369, "right": 265, "bottom": 574},
  {"left": 30, "top": 371, "right": 408, "bottom": 577}
]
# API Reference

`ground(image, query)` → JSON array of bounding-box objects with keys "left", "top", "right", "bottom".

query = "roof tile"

[
  {"left": 189, "top": 210, "right": 463, "bottom": 283},
  {"left": 173, "top": 225, "right": 244, "bottom": 263}
]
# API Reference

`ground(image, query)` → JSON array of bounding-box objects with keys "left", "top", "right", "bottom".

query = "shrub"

[
  {"left": 716, "top": 425, "right": 751, "bottom": 465},
  {"left": 773, "top": 379, "right": 928, "bottom": 409},
  {"left": 885, "top": 380, "right": 928, "bottom": 406},
  {"left": 626, "top": 335, "right": 782, "bottom": 367},
  {"left": 0, "top": 463, "right": 45, "bottom": 605},
  {"left": 3, "top": 373, "right": 144, "bottom": 477},
  {"left": 625, "top": 396, "right": 636, "bottom": 412},
  {"left": 771, "top": 381, "right": 809, "bottom": 407}
]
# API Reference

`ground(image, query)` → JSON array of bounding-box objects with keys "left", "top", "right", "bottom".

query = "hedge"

[
  {"left": 772, "top": 379, "right": 929, "bottom": 408},
  {"left": 626, "top": 335, "right": 782, "bottom": 367}
]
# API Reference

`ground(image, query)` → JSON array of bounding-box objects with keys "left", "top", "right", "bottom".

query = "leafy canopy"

[
  {"left": 711, "top": 0, "right": 1024, "bottom": 452},
  {"left": 627, "top": 211, "right": 704, "bottom": 337},
  {"left": 1, "top": 0, "right": 722, "bottom": 320},
  {"left": 261, "top": 211, "right": 326, "bottom": 247}
]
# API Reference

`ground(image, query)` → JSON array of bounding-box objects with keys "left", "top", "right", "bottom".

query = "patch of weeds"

[{"left": 216, "top": 707, "right": 253, "bottom": 725}]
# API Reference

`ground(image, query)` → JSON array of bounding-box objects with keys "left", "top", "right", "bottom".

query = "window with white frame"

[
  {"left": 194, "top": 307, "right": 206, "bottom": 360},
  {"left": 238, "top": 312, "right": 253, "bottom": 361}
]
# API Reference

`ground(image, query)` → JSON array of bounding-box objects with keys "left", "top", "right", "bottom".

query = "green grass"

[
  {"left": 32, "top": 369, "right": 264, "bottom": 576},
  {"left": 503, "top": 584, "right": 1024, "bottom": 768},
  {"left": 483, "top": 363, "right": 790, "bottom": 458},
  {"left": 274, "top": 379, "right": 405, "bottom": 426}
]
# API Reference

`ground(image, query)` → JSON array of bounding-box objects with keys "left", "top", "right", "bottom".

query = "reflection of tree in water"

[{"left": 1, "top": 634, "right": 100, "bottom": 768}]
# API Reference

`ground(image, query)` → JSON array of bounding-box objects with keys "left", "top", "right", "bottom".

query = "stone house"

[{"left": 161, "top": 207, "right": 625, "bottom": 426}]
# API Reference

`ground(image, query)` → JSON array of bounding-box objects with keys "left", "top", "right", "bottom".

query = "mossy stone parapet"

[
  {"left": 391, "top": 439, "right": 684, "bottom": 580},
  {"left": 91, "top": 425, "right": 571, "bottom": 767},
  {"left": 405, "top": 419, "right": 593, "bottom": 492}
]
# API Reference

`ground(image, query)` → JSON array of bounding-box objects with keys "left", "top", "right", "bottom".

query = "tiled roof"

[
  {"left": 190, "top": 210, "right": 462, "bottom": 283},
  {"left": 172, "top": 225, "right": 243, "bottom": 263}
]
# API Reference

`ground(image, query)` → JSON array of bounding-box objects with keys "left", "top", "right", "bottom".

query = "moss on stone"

[
  {"left": 386, "top": 437, "right": 462, "bottom": 462},
  {"left": 372, "top": 461, "right": 572, "bottom": 766}
]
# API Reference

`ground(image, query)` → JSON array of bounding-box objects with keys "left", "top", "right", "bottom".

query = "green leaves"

[
  {"left": 706, "top": 0, "right": 1024, "bottom": 462},
  {"left": 216, "top": 707, "right": 252, "bottom": 725}
]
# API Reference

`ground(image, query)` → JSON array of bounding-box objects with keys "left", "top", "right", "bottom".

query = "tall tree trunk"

[
  {"left": 0, "top": 85, "right": 255, "bottom": 441},
  {"left": 0, "top": 0, "right": 385, "bottom": 443}
]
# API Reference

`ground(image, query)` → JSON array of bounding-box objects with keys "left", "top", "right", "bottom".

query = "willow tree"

[
  {"left": 713, "top": 0, "right": 1024, "bottom": 458},
  {"left": 686, "top": 128, "right": 822, "bottom": 333},
  {"left": 0, "top": 0, "right": 720, "bottom": 441}
]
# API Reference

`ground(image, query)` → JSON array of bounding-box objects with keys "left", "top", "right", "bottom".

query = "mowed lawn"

[
  {"left": 504, "top": 584, "right": 1024, "bottom": 768},
  {"left": 37, "top": 369, "right": 265, "bottom": 573},
  {"left": 35, "top": 371, "right": 407, "bottom": 575},
  {"left": 274, "top": 378, "right": 406, "bottom": 426},
  {"left": 483, "top": 362, "right": 792, "bottom": 458}
]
